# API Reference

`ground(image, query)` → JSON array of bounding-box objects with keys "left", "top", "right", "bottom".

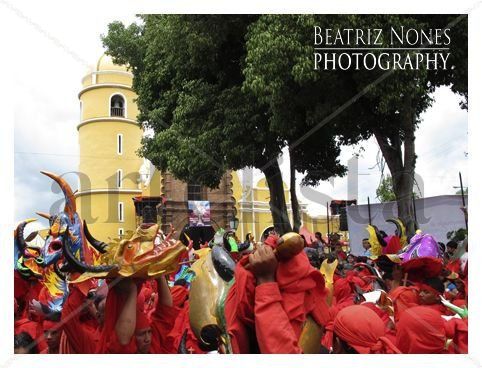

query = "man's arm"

[
  {"left": 114, "top": 279, "right": 138, "bottom": 345},
  {"left": 249, "top": 245, "right": 302, "bottom": 354},
  {"left": 254, "top": 282, "right": 302, "bottom": 353},
  {"left": 156, "top": 276, "right": 173, "bottom": 308}
]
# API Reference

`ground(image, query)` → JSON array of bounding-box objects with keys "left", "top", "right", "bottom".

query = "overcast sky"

[{"left": 12, "top": 6, "right": 468, "bottom": 227}]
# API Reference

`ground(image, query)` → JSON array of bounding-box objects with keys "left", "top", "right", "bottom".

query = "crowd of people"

[{"left": 14, "top": 220, "right": 468, "bottom": 354}]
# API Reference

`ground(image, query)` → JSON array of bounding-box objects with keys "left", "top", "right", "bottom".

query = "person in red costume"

[
  {"left": 59, "top": 283, "right": 106, "bottom": 353},
  {"left": 14, "top": 332, "right": 38, "bottom": 354},
  {"left": 14, "top": 270, "right": 47, "bottom": 352},
  {"left": 14, "top": 297, "right": 47, "bottom": 352},
  {"left": 388, "top": 286, "right": 420, "bottom": 322},
  {"left": 321, "top": 276, "right": 359, "bottom": 351},
  {"left": 225, "top": 234, "right": 329, "bottom": 354},
  {"left": 40, "top": 319, "right": 61, "bottom": 354},
  {"left": 14, "top": 270, "right": 43, "bottom": 319},
  {"left": 382, "top": 236, "right": 401, "bottom": 255},
  {"left": 395, "top": 306, "right": 447, "bottom": 353},
  {"left": 101, "top": 276, "right": 179, "bottom": 353},
  {"left": 444, "top": 317, "right": 468, "bottom": 354},
  {"left": 417, "top": 277, "right": 448, "bottom": 315},
  {"left": 332, "top": 305, "right": 401, "bottom": 353},
  {"left": 166, "top": 281, "right": 207, "bottom": 354},
  {"left": 445, "top": 241, "right": 462, "bottom": 274}
]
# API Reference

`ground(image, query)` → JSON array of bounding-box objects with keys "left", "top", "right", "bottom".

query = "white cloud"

[{"left": 13, "top": 2, "right": 137, "bottom": 222}]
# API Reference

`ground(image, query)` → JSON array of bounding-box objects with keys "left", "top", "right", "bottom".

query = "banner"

[
  {"left": 188, "top": 200, "right": 211, "bottom": 227},
  {"left": 347, "top": 195, "right": 468, "bottom": 255}
]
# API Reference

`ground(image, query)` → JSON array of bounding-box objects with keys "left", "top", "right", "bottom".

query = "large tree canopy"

[
  {"left": 103, "top": 15, "right": 360, "bottom": 233},
  {"left": 243, "top": 14, "right": 467, "bottom": 236},
  {"left": 103, "top": 15, "right": 295, "bottom": 232},
  {"left": 103, "top": 15, "right": 467, "bottom": 236}
]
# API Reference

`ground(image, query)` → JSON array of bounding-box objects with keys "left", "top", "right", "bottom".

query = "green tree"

[
  {"left": 376, "top": 176, "right": 397, "bottom": 202},
  {"left": 103, "top": 15, "right": 355, "bottom": 234},
  {"left": 243, "top": 14, "right": 467, "bottom": 237},
  {"left": 103, "top": 15, "right": 467, "bottom": 236},
  {"left": 102, "top": 15, "right": 296, "bottom": 233},
  {"left": 243, "top": 15, "right": 357, "bottom": 231},
  {"left": 376, "top": 175, "right": 420, "bottom": 203},
  {"left": 353, "top": 15, "right": 466, "bottom": 236}
]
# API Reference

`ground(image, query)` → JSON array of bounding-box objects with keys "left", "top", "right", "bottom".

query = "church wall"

[
  {"left": 76, "top": 191, "right": 138, "bottom": 241},
  {"left": 78, "top": 121, "right": 142, "bottom": 189}
]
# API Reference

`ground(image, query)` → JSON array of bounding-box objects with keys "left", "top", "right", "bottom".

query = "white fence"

[{"left": 347, "top": 195, "right": 468, "bottom": 255}]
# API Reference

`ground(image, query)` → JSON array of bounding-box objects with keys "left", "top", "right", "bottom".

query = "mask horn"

[
  {"left": 83, "top": 220, "right": 108, "bottom": 253},
  {"left": 62, "top": 226, "right": 117, "bottom": 274},
  {"left": 15, "top": 219, "right": 37, "bottom": 252},
  {"left": 386, "top": 218, "right": 402, "bottom": 237},
  {"left": 41, "top": 171, "right": 76, "bottom": 221},
  {"left": 36, "top": 211, "right": 52, "bottom": 220}
]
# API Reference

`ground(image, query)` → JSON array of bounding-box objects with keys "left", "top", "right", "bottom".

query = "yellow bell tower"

[{"left": 76, "top": 55, "right": 143, "bottom": 241}]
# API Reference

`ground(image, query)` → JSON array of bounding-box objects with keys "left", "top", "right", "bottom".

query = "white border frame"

[{"left": 3, "top": 2, "right": 481, "bottom": 368}]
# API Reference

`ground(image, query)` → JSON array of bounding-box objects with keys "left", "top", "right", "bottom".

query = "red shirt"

[
  {"left": 60, "top": 287, "right": 100, "bottom": 353},
  {"left": 14, "top": 317, "right": 47, "bottom": 352},
  {"left": 167, "top": 301, "right": 206, "bottom": 354}
]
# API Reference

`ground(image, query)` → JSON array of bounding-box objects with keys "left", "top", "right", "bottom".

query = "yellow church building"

[
  {"left": 75, "top": 55, "right": 339, "bottom": 243},
  {"left": 232, "top": 174, "right": 340, "bottom": 241}
]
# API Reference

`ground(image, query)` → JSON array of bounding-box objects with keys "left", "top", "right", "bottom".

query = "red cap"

[
  {"left": 43, "top": 319, "right": 61, "bottom": 331},
  {"left": 136, "top": 310, "right": 151, "bottom": 330}
]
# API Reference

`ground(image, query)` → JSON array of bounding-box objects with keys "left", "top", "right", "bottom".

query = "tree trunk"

[
  {"left": 262, "top": 161, "right": 293, "bottom": 235},
  {"left": 289, "top": 152, "right": 301, "bottom": 233},
  {"left": 373, "top": 96, "right": 417, "bottom": 238}
]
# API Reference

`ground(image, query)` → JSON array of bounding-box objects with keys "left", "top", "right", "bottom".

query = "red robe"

[
  {"left": 60, "top": 286, "right": 100, "bottom": 353},
  {"left": 444, "top": 317, "right": 468, "bottom": 354},
  {"left": 225, "top": 249, "right": 329, "bottom": 354},
  {"left": 395, "top": 306, "right": 447, "bottom": 353},
  {"left": 167, "top": 301, "right": 206, "bottom": 354},
  {"left": 14, "top": 317, "right": 47, "bottom": 351},
  {"left": 388, "top": 286, "right": 420, "bottom": 322}
]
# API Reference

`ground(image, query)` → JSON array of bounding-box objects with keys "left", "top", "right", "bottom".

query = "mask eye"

[{"left": 49, "top": 240, "right": 62, "bottom": 252}]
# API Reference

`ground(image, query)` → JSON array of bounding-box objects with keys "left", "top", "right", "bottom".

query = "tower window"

[
  {"left": 116, "top": 169, "right": 123, "bottom": 188},
  {"left": 117, "top": 134, "right": 123, "bottom": 155},
  {"left": 187, "top": 183, "right": 203, "bottom": 201},
  {"left": 110, "top": 94, "right": 125, "bottom": 117},
  {"left": 118, "top": 228, "right": 124, "bottom": 238},
  {"left": 118, "top": 202, "right": 124, "bottom": 222}
]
